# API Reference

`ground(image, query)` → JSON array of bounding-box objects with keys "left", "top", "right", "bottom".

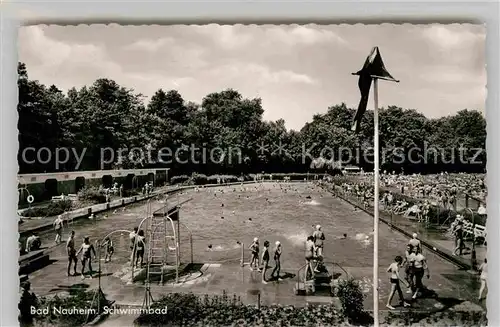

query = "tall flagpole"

[{"left": 373, "top": 77, "right": 380, "bottom": 326}]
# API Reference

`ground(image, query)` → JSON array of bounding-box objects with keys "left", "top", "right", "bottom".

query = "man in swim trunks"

[
  {"left": 134, "top": 230, "right": 146, "bottom": 268},
  {"left": 66, "top": 231, "right": 78, "bottom": 276},
  {"left": 76, "top": 236, "right": 96, "bottom": 279}
]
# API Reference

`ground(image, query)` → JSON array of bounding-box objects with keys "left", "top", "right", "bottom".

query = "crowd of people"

[
  {"left": 386, "top": 233, "right": 430, "bottom": 309},
  {"left": 246, "top": 225, "right": 326, "bottom": 284}
]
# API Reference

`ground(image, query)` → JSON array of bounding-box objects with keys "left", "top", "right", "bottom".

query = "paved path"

[{"left": 22, "top": 182, "right": 485, "bottom": 320}]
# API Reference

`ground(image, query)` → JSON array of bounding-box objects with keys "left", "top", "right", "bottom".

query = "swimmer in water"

[
  {"left": 76, "top": 236, "right": 96, "bottom": 279},
  {"left": 249, "top": 238, "right": 261, "bottom": 272}
]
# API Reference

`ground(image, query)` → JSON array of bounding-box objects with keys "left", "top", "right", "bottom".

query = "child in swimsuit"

[
  {"left": 386, "top": 255, "right": 410, "bottom": 310},
  {"left": 102, "top": 237, "right": 114, "bottom": 262},
  {"left": 249, "top": 238, "right": 261, "bottom": 272}
]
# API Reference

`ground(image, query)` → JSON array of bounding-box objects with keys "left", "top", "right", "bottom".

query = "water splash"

[
  {"left": 355, "top": 233, "right": 372, "bottom": 246},
  {"left": 303, "top": 200, "right": 321, "bottom": 206},
  {"left": 209, "top": 243, "right": 241, "bottom": 252},
  {"left": 284, "top": 231, "right": 309, "bottom": 246}
]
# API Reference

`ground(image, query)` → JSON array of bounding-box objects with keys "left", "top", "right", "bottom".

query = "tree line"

[{"left": 17, "top": 62, "right": 486, "bottom": 176}]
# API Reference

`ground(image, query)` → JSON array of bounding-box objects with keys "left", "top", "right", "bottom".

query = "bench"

[
  {"left": 19, "top": 249, "right": 50, "bottom": 275},
  {"left": 461, "top": 221, "right": 487, "bottom": 244}
]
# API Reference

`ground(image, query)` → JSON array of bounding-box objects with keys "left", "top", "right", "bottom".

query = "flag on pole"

[{"left": 351, "top": 46, "right": 399, "bottom": 132}]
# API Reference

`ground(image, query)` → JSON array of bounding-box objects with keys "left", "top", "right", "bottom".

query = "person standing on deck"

[
  {"left": 66, "top": 231, "right": 78, "bottom": 276},
  {"left": 134, "top": 230, "right": 146, "bottom": 268},
  {"left": 408, "top": 233, "right": 421, "bottom": 254},
  {"left": 249, "top": 238, "right": 261, "bottom": 272},
  {"left": 402, "top": 244, "right": 415, "bottom": 293},
  {"left": 305, "top": 236, "right": 316, "bottom": 280},
  {"left": 411, "top": 248, "right": 430, "bottom": 299},
  {"left": 53, "top": 215, "right": 64, "bottom": 245},
  {"left": 478, "top": 258, "right": 488, "bottom": 300},
  {"left": 312, "top": 225, "right": 325, "bottom": 273},
  {"left": 452, "top": 216, "right": 465, "bottom": 256},
  {"left": 261, "top": 241, "right": 270, "bottom": 284},
  {"left": 386, "top": 256, "right": 411, "bottom": 310},
  {"left": 271, "top": 241, "right": 283, "bottom": 281},
  {"left": 76, "top": 236, "right": 96, "bottom": 279}
]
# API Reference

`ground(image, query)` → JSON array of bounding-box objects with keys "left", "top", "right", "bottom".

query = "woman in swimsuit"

[
  {"left": 386, "top": 256, "right": 411, "bottom": 310},
  {"left": 76, "top": 236, "right": 96, "bottom": 279},
  {"left": 478, "top": 258, "right": 487, "bottom": 300}
]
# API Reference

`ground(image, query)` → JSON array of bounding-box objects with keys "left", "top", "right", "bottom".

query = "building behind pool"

[{"left": 17, "top": 169, "right": 169, "bottom": 205}]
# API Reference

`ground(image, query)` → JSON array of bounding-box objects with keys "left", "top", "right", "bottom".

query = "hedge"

[
  {"left": 77, "top": 186, "right": 107, "bottom": 204},
  {"left": 21, "top": 200, "right": 73, "bottom": 218},
  {"left": 134, "top": 291, "right": 344, "bottom": 327}
]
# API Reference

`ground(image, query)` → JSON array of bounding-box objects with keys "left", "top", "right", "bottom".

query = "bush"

[
  {"left": 336, "top": 278, "right": 367, "bottom": 324},
  {"left": 171, "top": 175, "right": 190, "bottom": 185},
  {"left": 22, "top": 200, "right": 73, "bottom": 218},
  {"left": 77, "top": 187, "right": 106, "bottom": 204},
  {"left": 135, "top": 292, "right": 341, "bottom": 327},
  {"left": 191, "top": 173, "right": 208, "bottom": 185},
  {"left": 123, "top": 189, "right": 140, "bottom": 197}
]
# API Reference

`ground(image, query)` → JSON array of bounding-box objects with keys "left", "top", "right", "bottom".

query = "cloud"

[
  {"left": 193, "top": 25, "right": 346, "bottom": 51},
  {"left": 266, "top": 25, "right": 346, "bottom": 46},
  {"left": 124, "top": 37, "right": 176, "bottom": 52},
  {"left": 19, "top": 26, "right": 115, "bottom": 71},
  {"left": 18, "top": 26, "right": 194, "bottom": 94},
  {"left": 212, "top": 62, "right": 317, "bottom": 85},
  {"left": 421, "top": 25, "right": 485, "bottom": 50},
  {"left": 18, "top": 24, "right": 485, "bottom": 131}
]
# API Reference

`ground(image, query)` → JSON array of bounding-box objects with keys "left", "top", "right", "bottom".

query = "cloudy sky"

[{"left": 18, "top": 24, "right": 485, "bottom": 130}]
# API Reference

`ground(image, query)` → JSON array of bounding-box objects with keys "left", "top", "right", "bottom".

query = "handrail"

[
  {"left": 99, "top": 229, "right": 133, "bottom": 244},
  {"left": 295, "top": 260, "right": 351, "bottom": 285},
  {"left": 179, "top": 222, "right": 194, "bottom": 264}
]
